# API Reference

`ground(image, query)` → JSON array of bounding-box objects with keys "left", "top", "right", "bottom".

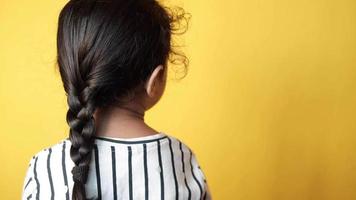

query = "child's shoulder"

[
  {"left": 26, "top": 138, "right": 68, "bottom": 165},
  {"left": 164, "top": 133, "right": 201, "bottom": 159},
  {"left": 27, "top": 133, "right": 196, "bottom": 161},
  {"left": 165, "top": 133, "right": 194, "bottom": 150}
]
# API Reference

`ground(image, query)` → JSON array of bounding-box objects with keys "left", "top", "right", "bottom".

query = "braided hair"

[{"left": 56, "top": 0, "right": 189, "bottom": 199}]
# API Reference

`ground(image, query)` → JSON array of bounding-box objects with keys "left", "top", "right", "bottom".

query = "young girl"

[{"left": 21, "top": 0, "right": 211, "bottom": 199}]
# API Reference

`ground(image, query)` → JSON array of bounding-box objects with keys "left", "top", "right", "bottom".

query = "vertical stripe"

[
  {"left": 168, "top": 138, "right": 179, "bottom": 200},
  {"left": 24, "top": 177, "right": 32, "bottom": 190},
  {"left": 200, "top": 166, "right": 208, "bottom": 200},
  {"left": 157, "top": 140, "right": 165, "bottom": 200},
  {"left": 62, "top": 141, "right": 69, "bottom": 200},
  {"left": 128, "top": 146, "right": 133, "bottom": 200},
  {"left": 189, "top": 150, "right": 203, "bottom": 199},
  {"left": 179, "top": 142, "right": 191, "bottom": 200},
  {"left": 111, "top": 146, "right": 118, "bottom": 200},
  {"left": 143, "top": 144, "right": 149, "bottom": 200},
  {"left": 203, "top": 190, "right": 207, "bottom": 200},
  {"left": 47, "top": 148, "right": 54, "bottom": 200},
  {"left": 33, "top": 156, "right": 40, "bottom": 200},
  {"left": 94, "top": 144, "right": 102, "bottom": 200}
]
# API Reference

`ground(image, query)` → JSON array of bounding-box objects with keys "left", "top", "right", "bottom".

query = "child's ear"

[{"left": 145, "top": 64, "right": 164, "bottom": 98}]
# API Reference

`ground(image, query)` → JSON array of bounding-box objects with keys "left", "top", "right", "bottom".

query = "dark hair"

[{"left": 56, "top": 0, "right": 190, "bottom": 199}]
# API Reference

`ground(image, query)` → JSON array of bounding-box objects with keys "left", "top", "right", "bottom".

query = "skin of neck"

[
  {"left": 93, "top": 99, "right": 158, "bottom": 138},
  {"left": 93, "top": 65, "right": 166, "bottom": 138}
]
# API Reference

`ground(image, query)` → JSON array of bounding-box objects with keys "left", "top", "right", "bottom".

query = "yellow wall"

[{"left": 1, "top": 0, "right": 355, "bottom": 199}]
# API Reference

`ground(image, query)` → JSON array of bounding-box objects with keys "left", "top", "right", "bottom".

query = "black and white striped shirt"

[{"left": 22, "top": 132, "right": 212, "bottom": 200}]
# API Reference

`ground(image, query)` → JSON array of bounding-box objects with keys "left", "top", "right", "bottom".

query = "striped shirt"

[{"left": 21, "top": 132, "right": 212, "bottom": 200}]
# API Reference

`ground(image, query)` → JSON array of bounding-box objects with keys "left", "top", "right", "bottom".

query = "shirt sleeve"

[
  {"left": 21, "top": 156, "right": 37, "bottom": 200},
  {"left": 197, "top": 165, "right": 212, "bottom": 200},
  {"left": 190, "top": 150, "right": 213, "bottom": 200}
]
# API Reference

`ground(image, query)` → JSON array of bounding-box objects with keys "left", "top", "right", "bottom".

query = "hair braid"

[
  {"left": 66, "top": 85, "right": 97, "bottom": 200},
  {"left": 57, "top": 0, "right": 190, "bottom": 199}
]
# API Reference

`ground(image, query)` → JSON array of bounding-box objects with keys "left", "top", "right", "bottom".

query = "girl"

[{"left": 21, "top": 0, "right": 211, "bottom": 199}]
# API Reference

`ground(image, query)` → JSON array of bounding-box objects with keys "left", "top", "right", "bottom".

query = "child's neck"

[{"left": 93, "top": 102, "right": 158, "bottom": 139}]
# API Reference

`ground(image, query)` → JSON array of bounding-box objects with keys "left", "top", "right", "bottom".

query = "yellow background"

[{"left": 1, "top": 0, "right": 356, "bottom": 199}]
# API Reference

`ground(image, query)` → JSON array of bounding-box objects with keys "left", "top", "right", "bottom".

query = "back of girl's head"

[{"left": 56, "top": 0, "right": 189, "bottom": 199}]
